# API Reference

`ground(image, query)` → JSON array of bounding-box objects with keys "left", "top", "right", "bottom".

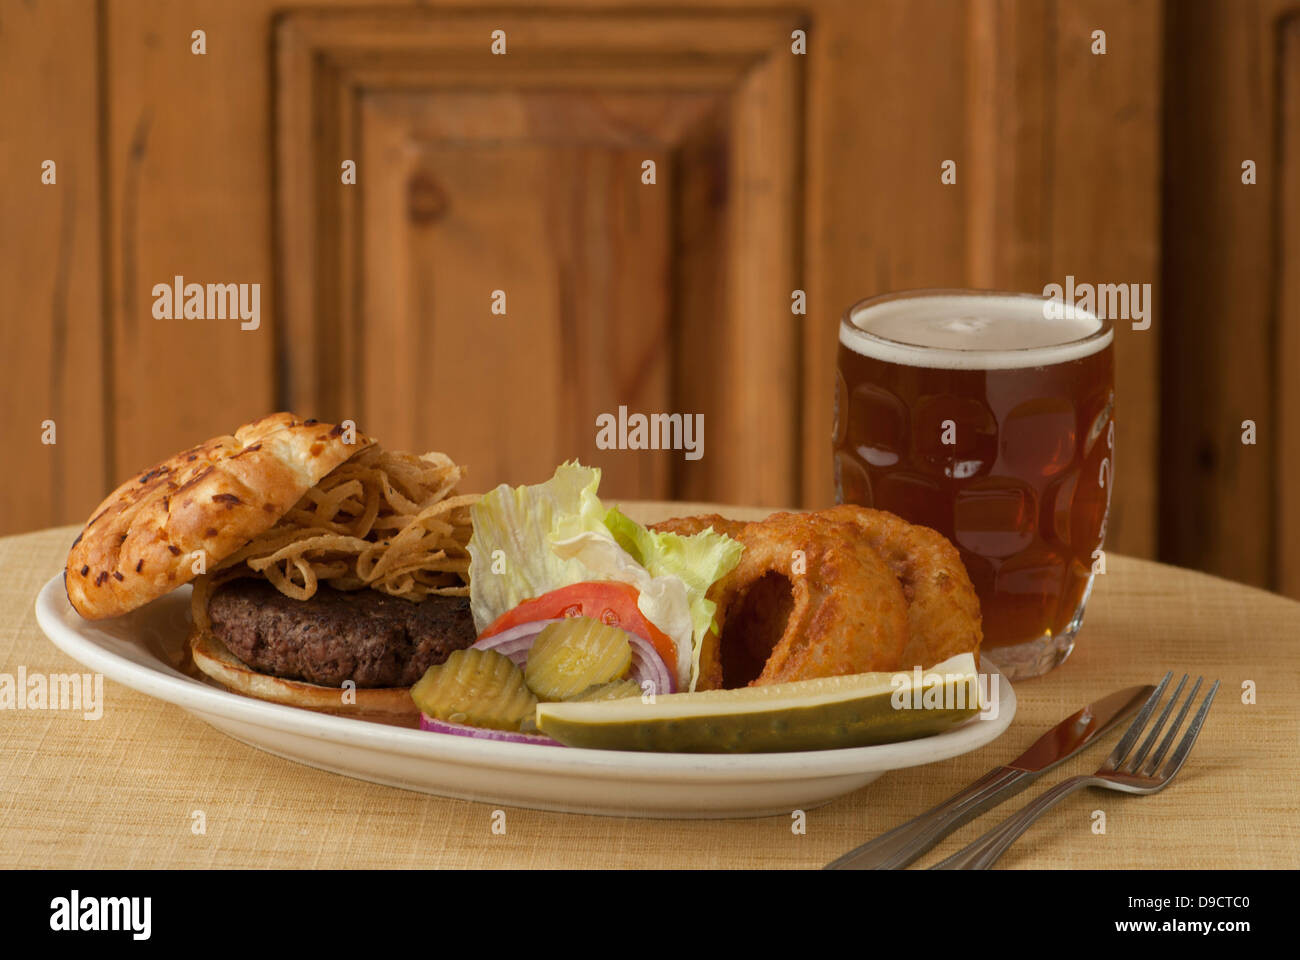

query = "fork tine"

[
  {"left": 1157, "top": 680, "right": 1219, "bottom": 781},
  {"left": 1126, "top": 674, "right": 1188, "bottom": 771},
  {"left": 1104, "top": 671, "right": 1171, "bottom": 770},
  {"left": 1142, "top": 677, "right": 1202, "bottom": 776}
]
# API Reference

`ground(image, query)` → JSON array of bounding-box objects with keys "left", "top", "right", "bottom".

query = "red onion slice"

[
  {"left": 626, "top": 632, "right": 676, "bottom": 696},
  {"left": 471, "top": 619, "right": 563, "bottom": 666},
  {"left": 419, "top": 713, "right": 563, "bottom": 746}
]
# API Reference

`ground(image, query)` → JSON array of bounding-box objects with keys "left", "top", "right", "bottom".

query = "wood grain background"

[{"left": 0, "top": 0, "right": 1294, "bottom": 599}]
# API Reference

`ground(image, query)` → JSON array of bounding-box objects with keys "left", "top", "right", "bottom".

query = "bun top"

[{"left": 65, "top": 412, "right": 372, "bottom": 620}]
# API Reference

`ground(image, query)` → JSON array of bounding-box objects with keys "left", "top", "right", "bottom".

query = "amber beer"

[{"left": 834, "top": 291, "right": 1114, "bottom": 679}]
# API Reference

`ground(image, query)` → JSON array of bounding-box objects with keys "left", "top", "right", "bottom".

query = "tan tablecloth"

[{"left": 2, "top": 507, "right": 1297, "bottom": 868}]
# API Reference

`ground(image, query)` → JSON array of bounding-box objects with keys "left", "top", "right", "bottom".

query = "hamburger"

[{"left": 65, "top": 412, "right": 478, "bottom": 725}]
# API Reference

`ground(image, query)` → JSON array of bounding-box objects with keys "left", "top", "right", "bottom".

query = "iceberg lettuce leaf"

[
  {"left": 466, "top": 462, "right": 603, "bottom": 633},
  {"left": 602, "top": 507, "right": 743, "bottom": 690}
]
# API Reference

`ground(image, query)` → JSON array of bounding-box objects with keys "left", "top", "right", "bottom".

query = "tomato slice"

[{"left": 479, "top": 581, "right": 677, "bottom": 671}]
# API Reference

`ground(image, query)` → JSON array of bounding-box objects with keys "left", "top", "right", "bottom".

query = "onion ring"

[
  {"left": 654, "top": 507, "right": 982, "bottom": 687},
  {"left": 647, "top": 513, "right": 750, "bottom": 541},
  {"left": 820, "top": 504, "right": 982, "bottom": 671},
  {"left": 705, "top": 512, "right": 910, "bottom": 689}
]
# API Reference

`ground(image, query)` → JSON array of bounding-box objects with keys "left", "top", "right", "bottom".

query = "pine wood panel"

[
  {"left": 0, "top": 0, "right": 106, "bottom": 535},
  {"left": 1161, "top": 0, "right": 1300, "bottom": 591},
  {"left": 357, "top": 91, "right": 678, "bottom": 495},
  {"left": 277, "top": 7, "right": 804, "bottom": 504},
  {"left": 965, "top": 0, "right": 1053, "bottom": 287},
  {"left": 673, "top": 104, "right": 735, "bottom": 504},
  {"left": 102, "top": 0, "right": 279, "bottom": 480},
  {"left": 1275, "top": 14, "right": 1300, "bottom": 596},
  {"left": 719, "top": 40, "right": 803, "bottom": 507}
]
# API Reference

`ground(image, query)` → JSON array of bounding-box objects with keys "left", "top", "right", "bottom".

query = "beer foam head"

[{"left": 842, "top": 292, "right": 1112, "bottom": 370}]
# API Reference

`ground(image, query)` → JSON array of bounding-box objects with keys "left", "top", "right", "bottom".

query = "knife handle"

[{"left": 824, "top": 766, "right": 1037, "bottom": 870}]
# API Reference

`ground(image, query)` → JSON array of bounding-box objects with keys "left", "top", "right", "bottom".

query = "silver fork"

[{"left": 932, "top": 672, "right": 1219, "bottom": 870}]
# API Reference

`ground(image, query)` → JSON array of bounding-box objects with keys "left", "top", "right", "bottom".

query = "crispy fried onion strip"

[{"left": 191, "top": 445, "right": 476, "bottom": 630}]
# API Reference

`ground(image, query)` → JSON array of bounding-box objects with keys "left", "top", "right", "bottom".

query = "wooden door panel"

[
  {"left": 278, "top": 7, "right": 804, "bottom": 504},
  {"left": 359, "top": 92, "right": 677, "bottom": 495}
]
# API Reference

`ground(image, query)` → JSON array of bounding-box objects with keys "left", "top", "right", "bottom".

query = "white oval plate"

[{"left": 35, "top": 574, "right": 1015, "bottom": 818}]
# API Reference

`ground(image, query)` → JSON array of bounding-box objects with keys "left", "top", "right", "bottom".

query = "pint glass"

[{"left": 834, "top": 290, "right": 1115, "bottom": 679}]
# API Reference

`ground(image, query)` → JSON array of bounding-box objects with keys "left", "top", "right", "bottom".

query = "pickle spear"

[{"left": 535, "top": 653, "right": 981, "bottom": 753}]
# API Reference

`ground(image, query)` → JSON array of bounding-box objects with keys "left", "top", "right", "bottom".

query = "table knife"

[{"left": 824, "top": 683, "right": 1155, "bottom": 870}]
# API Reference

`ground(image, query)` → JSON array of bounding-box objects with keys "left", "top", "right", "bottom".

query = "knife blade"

[{"left": 824, "top": 683, "right": 1155, "bottom": 870}]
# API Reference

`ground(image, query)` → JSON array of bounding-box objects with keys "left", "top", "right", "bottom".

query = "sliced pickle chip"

[
  {"left": 410, "top": 648, "right": 537, "bottom": 731},
  {"left": 524, "top": 617, "right": 633, "bottom": 702},
  {"left": 570, "top": 679, "right": 644, "bottom": 702}
]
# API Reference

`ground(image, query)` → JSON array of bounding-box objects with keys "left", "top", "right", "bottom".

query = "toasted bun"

[
  {"left": 66, "top": 412, "right": 372, "bottom": 620},
  {"left": 189, "top": 625, "right": 419, "bottom": 726}
]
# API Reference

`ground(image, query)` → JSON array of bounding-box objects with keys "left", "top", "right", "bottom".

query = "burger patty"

[{"left": 207, "top": 579, "right": 477, "bottom": 688}]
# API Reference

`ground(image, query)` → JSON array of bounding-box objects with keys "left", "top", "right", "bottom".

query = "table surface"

[{"left": 3, "top": 505, "right": 1297, "bottom": 869}]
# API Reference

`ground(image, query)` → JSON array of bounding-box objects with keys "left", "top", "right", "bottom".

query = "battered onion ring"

[
  {"left": 703, "top": 512, "right": 910, "bottom": 689},
  {"left": 820, "top": 504, "right": 982, "bottom": 671},
  {"left": 647, "top": 513, "right": 750, "bottom": 541}
]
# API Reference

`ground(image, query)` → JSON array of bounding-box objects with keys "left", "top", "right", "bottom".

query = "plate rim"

[{"left": 34, "top": 573, "right": 1016, "bottom": 782}]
